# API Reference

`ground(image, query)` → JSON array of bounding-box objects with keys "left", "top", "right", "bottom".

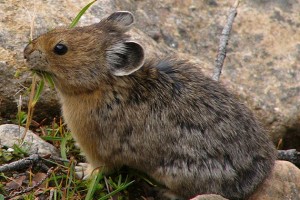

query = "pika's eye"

[{"left": 54, "top": 43, "right": 68, "bottom": 55}]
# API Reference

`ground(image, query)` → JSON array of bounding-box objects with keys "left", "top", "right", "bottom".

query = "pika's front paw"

[{"left": 75, "top": 162, "right": 94, "bottom": 180}]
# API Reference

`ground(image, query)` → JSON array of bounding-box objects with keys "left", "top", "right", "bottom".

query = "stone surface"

[
  {"left": 190, "top": 160, "right": 300, "bottom": 200},
  {"left": 249, "top": 160, "right": 300, "bottom": 200},
  {"left": 0, "top": 124, "right": 59, "bottom": 156},
  {"left": 0, "top": 1, "right": 299, "bottom": 149},
  {"left": 190, "top": 194, "right": 228, "bottom": 200}
]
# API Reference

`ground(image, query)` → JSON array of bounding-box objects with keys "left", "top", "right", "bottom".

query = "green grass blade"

[
  {"left": 43, "top": 73, "right": 55, "bottom": 89},
  {"left": 41, "top": 136, "right": 63, "bottom": 141},
  {"left": 117, "top": 174, "right": 122, "bottom": 186},
  {"left": 51, "top": 173, "right": 63, "bottom": 198},
  {"left": 60, "top": 135, "right": 68, "bottom": 163},
  {"left": 85, "top": 171, "right": 103, "bottom": 200},
  {"left": 12, "top": 144, "right": 28, "bottom": 156},
  {"left": 66, "top": 161, "right": 75, "bottom": 199},
  {"left": 32, "top": 78, "right": 45, "bottom": 107},
  {"left": 98, "top": 180, "right": 135, "bottom": 200},
  {"left": 69, "top": 0, "right": 97, "bottom": 28}
]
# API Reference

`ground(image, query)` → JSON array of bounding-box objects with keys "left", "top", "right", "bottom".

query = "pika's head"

[{"left": 24, "top": 11, "right": 144, "bottom": 93}]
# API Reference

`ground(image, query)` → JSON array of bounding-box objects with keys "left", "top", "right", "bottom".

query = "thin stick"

[
  {"left": 17, "top": 95, "right": 22, "bottom": 132},
  {"left": 30, "top": 4, "right": 35, "bottom": 41},
  {"left": 0, "top": 154, "right": 40, "bottom": 173},
  {"left": 212, "top": 0, "right": 240, "bottom": 81},
  {"left": 21, "top": 75, "right": 37, "bottom": 141},
  {"left": 277, "top": 149, "right": 300, "bottom": 165}
]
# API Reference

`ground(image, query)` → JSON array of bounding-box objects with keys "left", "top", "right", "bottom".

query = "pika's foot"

[{"left": 75, "top": 162, "right": 93, "bottom": 180}]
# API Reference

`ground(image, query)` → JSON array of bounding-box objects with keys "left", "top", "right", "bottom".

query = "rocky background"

[{"left": 0, "top": 0, "right": 299, "bottom": 151}]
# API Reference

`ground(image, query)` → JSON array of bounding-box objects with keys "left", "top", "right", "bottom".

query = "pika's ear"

[
  {"left": 107, "top": 41, "right": 144, "bottom": 76},
  {"left": 106, "top": 11, "right": 135, "bottom": 32}
]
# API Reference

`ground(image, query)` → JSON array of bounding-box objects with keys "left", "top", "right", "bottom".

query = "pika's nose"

[{"left": 24, "top": 43, "right": 34, "bottom": 59}]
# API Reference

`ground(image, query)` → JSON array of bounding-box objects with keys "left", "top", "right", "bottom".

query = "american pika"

[{"left": 24, "top": 11, "right": 276, "bottom": 199}]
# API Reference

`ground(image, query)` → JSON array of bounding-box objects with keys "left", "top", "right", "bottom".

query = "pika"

[{"left": 24, "top": 11, "right": 276, "bottom": 200}]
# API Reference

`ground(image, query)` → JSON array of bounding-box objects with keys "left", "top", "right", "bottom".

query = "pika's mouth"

[
  {"left": 31, "top": 69, "right": 53, "bottom": 78},
  {"left": 24, "top": 57, "right": 53, "bottom": 78},
  {"left": 24, "top": 59, "right": 51, "bottom": 76}
]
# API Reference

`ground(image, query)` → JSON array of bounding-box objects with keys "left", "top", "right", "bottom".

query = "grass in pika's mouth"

[
  {"left": 20, "top": 70, "right": 54, "bottom": 141},
  {"left": 31, "top": 70, "right": 55, "bottom": 89}
]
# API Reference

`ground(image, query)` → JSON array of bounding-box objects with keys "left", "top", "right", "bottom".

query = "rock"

[
  {"left": 249, "top": 160, "right": 300, "bottom": 200},
  {"left": 190, "top": 160, "right": 300, "bottom": 200},
  {"left": 0, "top": 124, "right": 59, "bottom": 156},
  {"left": 190, "top": 194, "right": 228, "bottom": 200},
  {"left": 0, "top": 1, "right": 299, "bottom": 149}
]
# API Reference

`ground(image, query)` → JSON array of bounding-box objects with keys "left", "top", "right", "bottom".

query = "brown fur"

[{"left": 24, "top": 11, "right": 276, "bottom": 200}]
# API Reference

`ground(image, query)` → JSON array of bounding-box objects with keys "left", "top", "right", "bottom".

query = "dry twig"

[
  {"left": 212, "top": 0, "right": 240, "bottom": 81},
  {"left": 0, "top": 154, "right": 67, "bottom": 173},
  {"left": 0, "top": 154, "right": 41, "bottom": 173},
  {"left": 277, "top": 149, "right": 300, "bottom": 166}
]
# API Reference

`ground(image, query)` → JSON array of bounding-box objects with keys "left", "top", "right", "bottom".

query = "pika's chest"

[{"left": 59, "top": 92, "right": 130, "bottom": 150}]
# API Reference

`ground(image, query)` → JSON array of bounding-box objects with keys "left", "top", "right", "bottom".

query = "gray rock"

[
  {"left": 0, "top": 124, "right": 59, "bottom": 156},
  {"left": 191, "top": 161, "right": 300, "bottom": 200},
  {"left": 191, "top": 194, "right": 228, "bottom": 200}
]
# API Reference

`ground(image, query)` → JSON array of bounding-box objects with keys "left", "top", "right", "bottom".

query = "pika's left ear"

[
  {"left": 106, "top": 11, "right": 135, "bottom": 32},
  {"left": 106, "top": 41, "right": 144, "bottom": 76}
]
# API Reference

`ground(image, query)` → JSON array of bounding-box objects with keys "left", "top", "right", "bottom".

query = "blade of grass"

[
  {"left": 69, "top": 0, "right": 97, "bottom": 28},
  {"left": 60, "top": 135, "right": 68, "bottom": 162},
  {"left": 98, "top": 180, "right": 135, "bottom": 200},
  {"left": 41, "top": 136, "right": 63, "bottom": 141},
  {"left": 66, "top": 160, "right": 75, "bottom": 199},
  {"left": 85, "top": 171, "right": 103, "bottom": 200},
  {"left": 43, "top": 73, "right": 55, "bottom": 89},
  {"left": 51, "top": 172, "right": 63, "bottom": 198},
  {"left": 32, "top": 78, "right": 44, "bottom": 107},
  {"left": 12, "top": 144, "right": 28, "bottom": 156},
  {"left": 117, "top": 174, "right": 122, "bottom": 186}
]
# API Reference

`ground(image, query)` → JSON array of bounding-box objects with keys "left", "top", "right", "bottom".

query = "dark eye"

[{"left": 54, "top": 43, "right": 68, "bottom": 55}]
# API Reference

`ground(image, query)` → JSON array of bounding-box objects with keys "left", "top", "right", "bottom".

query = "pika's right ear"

[
  {"left": 105, "top": 11, "right": 135, "bottom": 32},
  {"left": 107, "top": 41, "right": 144, "bottom": 76}
]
